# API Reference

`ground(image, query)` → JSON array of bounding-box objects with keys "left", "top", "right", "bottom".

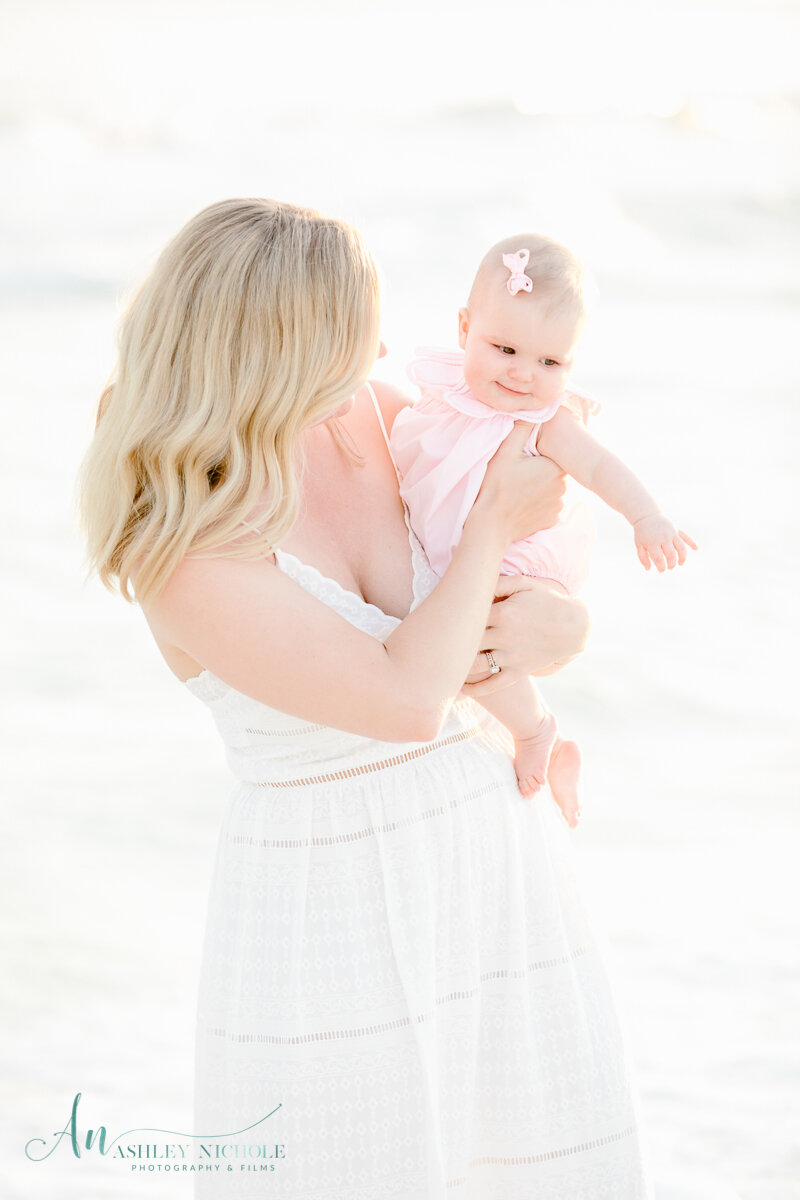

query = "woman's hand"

[
  {"left": 461, "top": 575, "right": 591, "bottom": 698},
  {"left": 472, "top": 422, "right": 568, "bottom": 544}
]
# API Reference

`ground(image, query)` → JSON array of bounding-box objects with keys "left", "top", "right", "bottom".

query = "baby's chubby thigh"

[
  {"left": 500, "top": 534, "right": 569, "bottom": 593},
  {"left": 501, "top": 500, "right": 595, "bottom": 594},
  {"left": 499, "top": 547, "right": 570, "bottom": 597}
]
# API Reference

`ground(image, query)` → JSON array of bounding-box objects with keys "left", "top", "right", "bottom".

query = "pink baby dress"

[{"left": 391, "top": 347, "right": 598, "bottom": 592}]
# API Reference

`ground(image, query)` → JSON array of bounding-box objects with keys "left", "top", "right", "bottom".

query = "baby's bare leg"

[
  {"left": 479, "top": 677, "right": 556, "bottom": 798},
  {"left": 547, "top": 737, "right": 582, "bottom": 828},
  {"left": 480, "top": 576, "right": 583, "bottom": 824}
]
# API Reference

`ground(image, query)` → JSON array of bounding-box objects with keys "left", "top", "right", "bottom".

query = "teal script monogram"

[{"left": 25, "top": 1092, "right": 283, "bottom": 1162}]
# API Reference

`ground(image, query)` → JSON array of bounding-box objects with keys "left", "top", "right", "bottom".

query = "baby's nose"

[{"left": 510, "top": 359, "right": 535, "bottom": 382}]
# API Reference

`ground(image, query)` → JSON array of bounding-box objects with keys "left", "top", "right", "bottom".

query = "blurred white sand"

[{"left": 1, "top": 2, "right": 799, "bottom": 1197}]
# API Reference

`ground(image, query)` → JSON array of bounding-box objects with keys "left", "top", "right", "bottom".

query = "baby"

[{"left": 391, "top": 233, "right": 696, "bottom": 826}]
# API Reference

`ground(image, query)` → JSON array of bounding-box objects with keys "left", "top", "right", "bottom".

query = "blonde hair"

[
  {"left": 469, "top": 232, "right": 592, "bottom": 320},
  {"left": 78, "top": 198, "right": 380, "bottom": 604}
]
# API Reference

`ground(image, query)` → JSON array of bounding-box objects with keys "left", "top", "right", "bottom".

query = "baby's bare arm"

[
  {"left": 536, "top": 408, "right": 697, "bottom": 571},
  {"left": 536, "top": 408, "right": 658, "bottom": 523}
]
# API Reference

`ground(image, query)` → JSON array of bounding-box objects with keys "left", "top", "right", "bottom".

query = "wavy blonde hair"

[{"left": 78, "top": 198, "right": 380, "bottom": 604}]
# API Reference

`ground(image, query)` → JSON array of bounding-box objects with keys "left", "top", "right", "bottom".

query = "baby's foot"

[
  {"left": 514, "top": 712, "right": 558, "bottom": 798},
  {"left": 547, "top": 736, "right": 583, "bottom": 828}
]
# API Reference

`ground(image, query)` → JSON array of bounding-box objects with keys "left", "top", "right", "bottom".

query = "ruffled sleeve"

[
  {"left": 560, "top": 387, "right": 601, "bottom": 425},
  {"left": 406, "top": 347, "right": 470, "bottom": 399}
]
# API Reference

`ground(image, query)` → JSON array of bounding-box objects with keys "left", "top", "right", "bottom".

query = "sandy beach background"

[{"left": 1, "top": 1, "right": 798, "bottom": 1197}]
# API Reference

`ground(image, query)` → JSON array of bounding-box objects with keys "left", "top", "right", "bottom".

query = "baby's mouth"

[{"left": 496, "top": 381, "right": 531, "bottom": 398}]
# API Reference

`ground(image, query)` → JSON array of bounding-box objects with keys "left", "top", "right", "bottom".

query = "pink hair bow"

[{"left": 502, "top": 248, "right": 533, "bottom": 296}]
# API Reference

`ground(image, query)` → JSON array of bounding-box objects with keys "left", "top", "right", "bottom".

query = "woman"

[{"left": 79, "top": 198, "right": 652, "bottom": 1197}]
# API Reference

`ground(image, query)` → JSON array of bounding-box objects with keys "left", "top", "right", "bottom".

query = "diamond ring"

[{"left": 484, "top": 650, "right": 501, "bottom": 675}]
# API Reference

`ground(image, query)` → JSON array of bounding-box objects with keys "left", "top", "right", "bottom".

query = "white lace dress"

[{"left": 186, "top": 467, "right": 653, "bottom": 1199}]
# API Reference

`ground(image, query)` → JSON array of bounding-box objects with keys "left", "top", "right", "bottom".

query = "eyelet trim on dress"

[
  {"left": 244, "top": 723, "right": 326, "bottom": 736},
  {"left": 248, "top": 725, "right": 479, "bottom": 787},
  {"left": 204, "top": 941, "right": 596, "bottom": 1047},
  {"left": 445, "top": 1126, "right": 637, "bottom": 1179},
  {"left": 225, "top": 779, "right": 505, "bottom": 849}
]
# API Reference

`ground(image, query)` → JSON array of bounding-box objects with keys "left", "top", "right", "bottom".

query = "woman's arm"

[{"left": 144, "top": 422, "right": 546, "bottom": 745}]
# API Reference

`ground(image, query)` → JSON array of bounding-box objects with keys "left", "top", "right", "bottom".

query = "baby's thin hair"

[{"left": 469, "top": 232, "right": 591, "bottom": 320}]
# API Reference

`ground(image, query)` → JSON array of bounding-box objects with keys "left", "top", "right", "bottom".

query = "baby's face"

[{"left": 458, "top": 291, "right": 581, "bottom": 413}]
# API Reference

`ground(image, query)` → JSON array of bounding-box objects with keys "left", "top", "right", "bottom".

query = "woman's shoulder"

[{"left": 140, "top": 548, "right": 286, "bottom": 683}]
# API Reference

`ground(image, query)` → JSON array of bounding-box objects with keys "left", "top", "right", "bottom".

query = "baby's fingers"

[
  {"left": 649, "top": 544, "right": 667, "bottom": 572},
  {"left": 662, "top": 540, "right": 679, "bottom": 570},
  {"left": 637, "top": 544, "right": 651, "bottom": 570},
  {"left": 672, "top": 530, "right": 698, "bottom": 566}
]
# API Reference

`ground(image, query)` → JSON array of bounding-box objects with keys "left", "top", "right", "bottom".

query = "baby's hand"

[{"left": 634, "top": 514, "right": 697, "bottom": 572}]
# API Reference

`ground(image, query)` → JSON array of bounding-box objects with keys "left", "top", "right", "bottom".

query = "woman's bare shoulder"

[
  {"left": 143, "top": 550, "right": 276, "bottom": 622},
  {"left": 138, "top": 550, "right": 281, "bottom": 676}
]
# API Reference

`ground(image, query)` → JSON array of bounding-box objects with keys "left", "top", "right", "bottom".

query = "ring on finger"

[{"left": 484, "top": 649, "right": 501, "bottom": 675}]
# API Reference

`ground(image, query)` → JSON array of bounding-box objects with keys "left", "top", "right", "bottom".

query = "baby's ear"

[{"left": 457, "top": 306, "right": 470, "bottom": 348}]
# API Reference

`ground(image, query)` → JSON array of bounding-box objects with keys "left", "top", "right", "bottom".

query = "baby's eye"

[
  {"left": 495, "top": 345, "right": 515, "bottom": 355},
  {"left": 540, "top": 358, "right": 559, "bottom": 367}
]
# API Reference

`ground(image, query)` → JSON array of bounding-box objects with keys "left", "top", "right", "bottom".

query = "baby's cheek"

[{"left": 462, "top": 360, "right": 481, "bottom": 394}]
